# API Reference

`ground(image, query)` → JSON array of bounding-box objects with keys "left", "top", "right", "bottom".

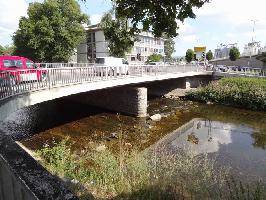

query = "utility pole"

[
  {"left": 250, "top": 20, "right": 258, "bottom": 67},
  {"left": 251, "top": 19, "right": 258, "bottom": 43}
]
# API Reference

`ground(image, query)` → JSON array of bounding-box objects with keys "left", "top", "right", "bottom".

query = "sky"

[{"left": 1, "top": 0, "right": 266, "bottom": 56}]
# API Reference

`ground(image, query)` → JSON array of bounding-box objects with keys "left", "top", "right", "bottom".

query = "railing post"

[
  {"left": 47, "top": 69, "right": 51, "bottom": 89},
  {"left": 7, "top": 72, "right": 13, "bottom": 96}
]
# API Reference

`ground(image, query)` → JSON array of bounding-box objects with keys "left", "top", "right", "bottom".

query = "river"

[{"left": 1, "top": 97, "right": 266, "bottom": 183}]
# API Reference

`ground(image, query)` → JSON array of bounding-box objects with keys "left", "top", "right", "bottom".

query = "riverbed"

[{"left": 1, "top": 97, "right": 266, "bottom": 182}]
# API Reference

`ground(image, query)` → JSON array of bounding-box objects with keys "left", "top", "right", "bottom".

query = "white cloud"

[
  {"left": 0, "top": 0, "right": 28, "bottom": 45},
  {"left": 181, "top": 35, "right": 198, "bottom": 43},
  {"left": 177, "top": 22, "right": 196, "bottom": 35},
  {"left": 196, "top": 0, "right": 266, "bottom": 28},
  {"left": 90, "top": 14, "right": 102, "bottom": 25},
  {"left": 172, "top": 0, "right": 266, "bottom": 56}
]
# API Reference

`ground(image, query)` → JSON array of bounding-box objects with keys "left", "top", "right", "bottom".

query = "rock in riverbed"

[{"left": 150, "top": 114, "right": 162, "bottom": 121}]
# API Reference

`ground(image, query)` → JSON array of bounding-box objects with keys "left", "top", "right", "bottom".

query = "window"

[
  {"left": 87, "top": 33, "right": 92, "bottom": 43},
  {"left": 87, "top": 44, "right": 92, "bottom": 53},
  {"left": 95, "top": 58, "right": 105, "bottom": 64},
  {"left": 26, "top": 60, "right": 35, "bottom": 68},
  {"left": 3, "top": 59, "right": 23, "bottom": 68},
  {"left": 92, "top": 32, "right": 96, "bottom": 42}
]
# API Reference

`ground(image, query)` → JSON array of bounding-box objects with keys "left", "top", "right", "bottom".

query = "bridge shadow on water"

[{"left": 1, "top": 96, "right": 109, "bottom": 141}]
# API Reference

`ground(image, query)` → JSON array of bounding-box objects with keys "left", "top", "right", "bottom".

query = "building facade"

[
  {"left": 77, "top": 24, "right": 165, "bottom": 63},
  {"left": 214, "top": 43, "right": 238, "bottom": 59},
  {"left": 242, "top": 41, "right": 263, "bottom": 56}
]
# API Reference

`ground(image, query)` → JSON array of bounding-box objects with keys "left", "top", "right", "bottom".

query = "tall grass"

[
  {"left": 186, "top": 77, "right": 266, "bottom": 111},
  {"left": 36, "top": 139, "right": 266, "bottom": 199}
]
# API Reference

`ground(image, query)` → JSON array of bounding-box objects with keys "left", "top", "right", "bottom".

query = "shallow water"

[{"left": 1, "top": 97, "right": 266, "bottom": 182}]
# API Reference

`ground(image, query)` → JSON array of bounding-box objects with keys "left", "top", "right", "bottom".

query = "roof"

[{"left": 0, "top": 55, "right": 29, "bottom": 61}]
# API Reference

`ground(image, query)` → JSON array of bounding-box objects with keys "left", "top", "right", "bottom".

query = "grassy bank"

[
  {"left": 186, "top": 77, "right": 266, "bottom": 111},
  {"left": 36, "top": 139, "right": 266, "bottom": 199}
]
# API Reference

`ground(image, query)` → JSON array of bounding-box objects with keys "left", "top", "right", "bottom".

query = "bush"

[{"left": 186, "top": 77, "right": 266, "bottom": 111}]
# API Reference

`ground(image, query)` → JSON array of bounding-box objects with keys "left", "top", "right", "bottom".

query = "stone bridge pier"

[{"left": 68, "top": 86, "right": 148, "bottom": 117}]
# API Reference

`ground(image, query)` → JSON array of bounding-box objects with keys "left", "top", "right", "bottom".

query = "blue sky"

[{"left": 1, "top": 0, "right": 266, "bottom": 56}]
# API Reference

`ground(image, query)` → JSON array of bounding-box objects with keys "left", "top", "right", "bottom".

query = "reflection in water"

[
  {"left": 152, "top": 118, "right": 266, "bottom": 181},
  {"left": 252, "top": 132, "right": 266, "bottom": 150},
  {"left": 153, "top": 119, "right": 233, "bottom": 155}
]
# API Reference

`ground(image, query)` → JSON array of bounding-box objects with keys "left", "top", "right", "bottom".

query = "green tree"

[
  {"left": 13, "top": 0, "right": 88, "bottom": 62},
  {"left": 229, "top": 47, "right": 240, "bottom": 61},
  {"left": 0, "top": 45, "right": 4, "bottom": 55},
  {"left": 206, "top": 50, "right": 213, "bottom": 61},
  {"left": 0, "top": 45, "right": 14, "bottom": 55},
  {"left": 147, "top": 53, "right": 163, "bottom": 63},
  {"left": 164, "top": 37, "right": 175, "bottom": 61},
  {"left": 114, "top": 0, "right": 210, "bottom": 38},
  {"left": 185, "top": 49, "right": 194, "bottom": 63},
  {"left": 100, "top": 12, "right": 135, "bottom": 58}
]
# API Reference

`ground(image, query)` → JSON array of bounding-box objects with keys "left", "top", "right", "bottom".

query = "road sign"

[{"left": 194, "top": 47, "right": 206, "bottom": 53}]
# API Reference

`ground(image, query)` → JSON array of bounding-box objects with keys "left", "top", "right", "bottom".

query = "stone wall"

[
  {"left": 68, "top": 86, "right": 147, "bottom": 117},
  {"left": 0, "top": 133, "right": 78, "bottom": 200},
  {"left": 210, "top": 56, "right": 264, "bottom": 68}
]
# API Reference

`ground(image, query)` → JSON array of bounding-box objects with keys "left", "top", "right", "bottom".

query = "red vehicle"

[{"left": 0, "top": 56, "right": 47, "bottom": 84}]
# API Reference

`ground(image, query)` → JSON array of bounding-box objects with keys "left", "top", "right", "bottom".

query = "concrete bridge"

[
  {"left": 0, "top": 64, "right": 265, "bottom": 200},
  {"left": 0, "top": 64, "right": 212, "bottom": 121}
]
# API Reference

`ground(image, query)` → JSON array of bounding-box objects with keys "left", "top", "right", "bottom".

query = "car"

[
  {"left": 215, "top": 65, "right": 228, "bottom": 72},
  {"left": 0, "top": 56, "right": 47, "bottom": 84},
  {"left": 238, "top": 66, "right": 250, "bottom": 72}
]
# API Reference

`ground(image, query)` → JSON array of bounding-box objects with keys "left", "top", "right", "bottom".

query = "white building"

[
  {"left": 242, "top": 41, "right": 263, "bottom": 56},
  {"left": 77, "top": 24, "right": 165, "bottom": 63},
  {"left": 214, "top": 43, "right": 238, "bottom": 59}
]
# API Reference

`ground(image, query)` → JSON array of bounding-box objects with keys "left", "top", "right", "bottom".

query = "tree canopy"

[
  {"left": 13, "top": 0, "right": 88, "bottom": 62},
  {"left": 114, "top": 0, "right": 210, "bottom": 38},
  {"left": 185, "top": 49, "right": 194, "bottom": 63},
  {"left": 0, "top": 45, "right": 4, "bottom": 55},
  {"left": 164, "top": 37, "right": 175, "bottom": 61},
  {"left": 147, "top": 53, "right": 163, "bottom": 63},
  {"left": 206, "top": 50, "right": 213, "bottom": 61},
  {"left": 80, "top": 0, "right": 209, "bottom": 37},
  {"left": 229, "top": 47, "right": 240, "bottom": 61},
  {"left": 0, "top": 45, "right": 14, "bottom": 55},
  {"left": 100, "top": 12, "right": 135, "bottom": 58}
]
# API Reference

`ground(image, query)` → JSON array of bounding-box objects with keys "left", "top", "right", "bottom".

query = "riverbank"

[
  {"left": 186, "top": 77, "right": 266, "bottom": 111},
  {"left": 35, "top": 139, "right": 266, "bottom": 200}
]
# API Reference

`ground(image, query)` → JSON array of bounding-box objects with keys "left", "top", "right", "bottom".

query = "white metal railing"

[
  {"left": 215, "top": 67, "right": 266, "bottom": 77},
  {"left": 0, "top": 64, "right": 204, "bottom": 101}
]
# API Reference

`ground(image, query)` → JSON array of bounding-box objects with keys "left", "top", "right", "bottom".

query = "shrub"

[{"left": 186, "top": 77, "right": 266, "bottom": 111}]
